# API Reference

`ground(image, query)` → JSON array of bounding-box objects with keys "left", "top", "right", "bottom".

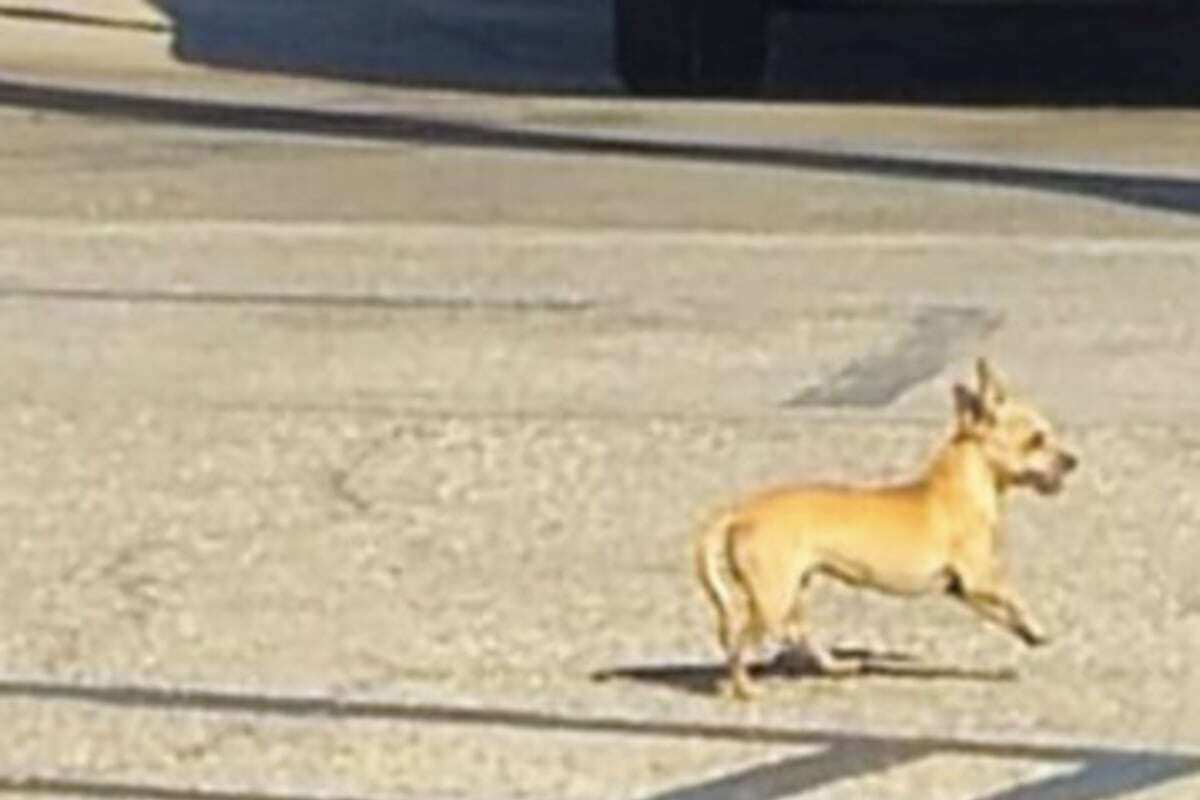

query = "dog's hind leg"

[
  {"left": 774, "top": 577, "right": 817, "bottom": 673},
  {"left": 726, "top": 615, "right": 762, "bottom": 700},
  {"left": 727, "top": 548, "right": 804, "bottom": 699},
  {"left": 780, "top": 583, "right": 863, "bottom": 677},
  {"left": 695, "top": 514, "right": 755, "bottom": 661}
]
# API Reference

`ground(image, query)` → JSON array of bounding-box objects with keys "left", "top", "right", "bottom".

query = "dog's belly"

[{"left": 817, "top": 551, "right": 954, "bottom": 596}]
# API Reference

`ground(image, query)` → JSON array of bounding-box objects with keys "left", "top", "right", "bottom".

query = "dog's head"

[{"left": 953, "top": 358, "right": 1078, "bottom": 496}]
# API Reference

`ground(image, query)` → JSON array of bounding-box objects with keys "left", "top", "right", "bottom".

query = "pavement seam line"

[{"left": 0, "top": 219, "right": 1199, "bottom": 253}]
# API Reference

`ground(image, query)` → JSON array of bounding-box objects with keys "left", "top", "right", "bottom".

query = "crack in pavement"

[{"left": 328, "top": 423, "right": 409, "bottom": 516}]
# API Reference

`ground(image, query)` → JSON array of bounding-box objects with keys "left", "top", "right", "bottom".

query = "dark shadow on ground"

[
  {"left": 2, "top": 76, "right": 1199, "bottom": 218},
  {"left": 592, "top": 648, "right": 1018, "bottom": 696},
  {"left": 0, "top": 675, "right": 1195, "bottom": 800},
  {"left": 136, "top": 1, "right": 1200, "bottom": 105},
  {"left": 148, "top": 0, "right": 616, "bottom": 94}
]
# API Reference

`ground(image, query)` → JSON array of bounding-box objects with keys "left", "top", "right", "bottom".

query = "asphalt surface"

[{"left": 2, "top": 2, "right": 1200, "bottom": 799}]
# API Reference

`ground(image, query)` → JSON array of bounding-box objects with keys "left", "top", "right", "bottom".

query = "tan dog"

[{"left": 694, "top": 359, "right": 1077, "bottom": 699}]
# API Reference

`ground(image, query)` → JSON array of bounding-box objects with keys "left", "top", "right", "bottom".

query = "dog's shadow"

[{"left": 591, "top": 647, "right": 1018, "bottom": 697}]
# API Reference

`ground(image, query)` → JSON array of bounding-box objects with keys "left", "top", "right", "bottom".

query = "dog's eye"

[{"left": 1026, "top": 432, "right": 1046, "bottom": 450}]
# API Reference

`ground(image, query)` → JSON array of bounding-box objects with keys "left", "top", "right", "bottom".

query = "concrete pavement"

[{"left": 1, "top": 3, "right": 1200, "bottom": 799}]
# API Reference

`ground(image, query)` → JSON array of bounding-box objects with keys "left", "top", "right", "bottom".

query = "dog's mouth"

[{"left": 1024, "top": 470, "right": 1065, "bottom": 496}]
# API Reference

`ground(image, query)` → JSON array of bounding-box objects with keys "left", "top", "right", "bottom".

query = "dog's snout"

[{"left": 1059, "top": 451, "right": 1079, "bottom": 473}]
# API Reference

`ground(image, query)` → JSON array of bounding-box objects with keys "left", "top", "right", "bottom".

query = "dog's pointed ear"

[
  {"left": 976, "top": 357, "right": 1007, "bottom": 408},
  {"left": 954, "top": 383, "right": 986, "bottom": 430}
]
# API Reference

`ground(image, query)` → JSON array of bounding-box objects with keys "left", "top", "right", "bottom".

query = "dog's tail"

[{"left": 693, "top": 511, "right": 743, "bottom": 652}]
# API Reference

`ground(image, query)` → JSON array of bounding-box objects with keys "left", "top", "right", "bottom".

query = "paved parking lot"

[{"left": 2, "top": 2, "right": 1200, "bottom": 798}]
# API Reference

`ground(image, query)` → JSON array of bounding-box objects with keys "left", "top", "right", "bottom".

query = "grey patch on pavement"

[
  {"left": 0, "top": 677, "right": 1196, "bottom": 800},
  {"left": 0, "top": 285, "right": 596, "bottom": 314},
  {"left": 787, "top": 305, "right": 1004, "bottom": 409}
]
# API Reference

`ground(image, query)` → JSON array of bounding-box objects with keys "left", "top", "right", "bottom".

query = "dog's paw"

[
  {"left": 721, "top": 678, "right": 762, "bottom": 702},
  {"left": 816, "top": 656, "right": 865, "bottom": 677},
  {"left": 772, "top": 647, "right": 815, "bottom": 676},
  {"left": 1020, "top": 626, "right": 1051, "bottom": 648}
]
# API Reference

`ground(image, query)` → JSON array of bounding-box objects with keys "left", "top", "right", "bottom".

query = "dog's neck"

[{"left": 923, "top": 432, "right": 1004, "bottom": 530}]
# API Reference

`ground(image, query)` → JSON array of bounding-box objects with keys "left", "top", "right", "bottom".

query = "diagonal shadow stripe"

[
  {"left": 0, "top": 78, "right": 1199, "bottom": 218},
  {"left": 975, "top": 752, "right": 1200, "bottom": 800},
  {"left": 649, "top": 747, "right": 1200, "bottom": 800},
  {"left": 642, "top": 741, "right": 932, "bottom": 800}
]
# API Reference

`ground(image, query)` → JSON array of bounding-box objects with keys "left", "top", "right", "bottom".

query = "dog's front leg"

[{"left": 951, "top": 566, "right": 1049, "bottom": 647}]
